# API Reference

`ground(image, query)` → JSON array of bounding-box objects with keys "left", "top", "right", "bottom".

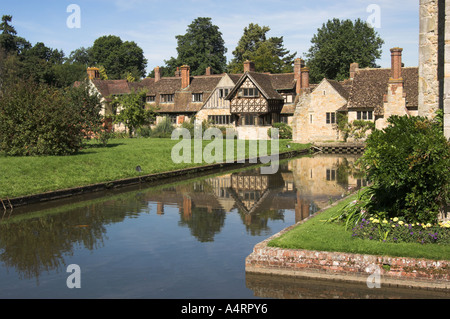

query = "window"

[
  {"left": 192, "top": 93, "right": 203, "bottom": 102},
  {"left": 146, "top": 95, "right": 155, "bottom": 103},
  {"left": 239, "top": 88, "right": 259, "bottom": 97},
  {"left": 326, "top": 169, "right": 336, "bottom": 181},
  {"left": 284, "top": 95, "right": 293, "bottom": 103},
  {"left": 310, "top": 115, "right": 313, "bottom": 124},
  {"left": 326, "top": 112, "right": 336, "bottom": 124},
  {"left": 280, "top": 115, "right": 289, "bottom": 124},
  {"left": 165, "top": 115, "right": 177, "bottom": 124},
  {"left": 357, "top": 111, "right": 373, "bottom": 120},
  {"left": 208, "top": 115, "right": 231, "bottom": 125},
  {"left": 219, "top": 89, "right": 229, "bottom": 99},
  {"left": 161, "top": 94, "right": 174, "bottom": 103}
]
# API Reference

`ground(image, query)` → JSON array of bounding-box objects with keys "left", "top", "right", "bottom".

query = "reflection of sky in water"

[{"left": 0, "top": 154, "right": 373, "bottom": 299}]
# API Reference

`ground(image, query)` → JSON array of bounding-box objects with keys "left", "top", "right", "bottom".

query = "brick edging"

[{"left": 245, "top": 197, "right": 450, "bottom": 291}]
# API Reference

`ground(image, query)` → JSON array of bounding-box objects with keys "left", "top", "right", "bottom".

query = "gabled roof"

[
  {"left": 347, "top": 67, "right": 418, "bottom": 115},
  {"left": 225, "top": 71, "right": 285, "bottom": 101}
]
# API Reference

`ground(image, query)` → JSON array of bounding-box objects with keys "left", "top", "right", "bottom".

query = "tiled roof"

[
  {"left": 347, "top": 67, "right": 418, "bottom": 115},
  {"left": 327, "top": 79, "right": 350, "bottom": 100}
]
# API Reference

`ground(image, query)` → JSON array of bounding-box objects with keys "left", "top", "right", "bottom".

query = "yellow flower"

[
  {"left": 393, "top": 217, "right": 399, "bottom": 222},
  {"left": 382, "top": 219, "right": 388, "bottom": 224},
  {"left": 398, "top": 221, "right": 404, "bottom": 225}
]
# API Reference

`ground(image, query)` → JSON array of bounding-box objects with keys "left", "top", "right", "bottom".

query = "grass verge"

[
  {"left": 268, "top": 192, "right": 450, "bottom": 261},
  {"left": 0, "top": 138, "right": 309, "bottom": 198}
]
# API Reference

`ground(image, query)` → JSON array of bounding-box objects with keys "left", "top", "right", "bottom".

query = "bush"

[
  {"left": 359, "top": 115, "right": 450, "bottom": 224},
  {"left": 268, "top": 123, "right": 292, "bottom": 139},
  {"left": 0, "top": 79, "right": 102, "bottom": 156},
  {"left": 150, "top": 117, "right": 174, "bottom": 138}
]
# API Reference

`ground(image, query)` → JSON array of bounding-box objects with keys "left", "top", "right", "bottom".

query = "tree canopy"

[
  {"left": 163, "top": 17, "right": 227, "bottom": 76},
  {"left": 305, "top": 18, "right": 384, "bottom": 83},
  {"left": 228, "top": 23, "right": 296, "bottom": 74},
  {"left": 89, "top": 35, "right": 147, "bottom": 80}
]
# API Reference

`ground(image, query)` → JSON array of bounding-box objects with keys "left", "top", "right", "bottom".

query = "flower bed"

[{"left": 352, "top": 216, "right": 450, "bottom": 244}]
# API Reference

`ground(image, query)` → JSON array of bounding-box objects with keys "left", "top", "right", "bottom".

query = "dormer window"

[{"left": 192, "top": 93, "right": 203, "bottom": 102}]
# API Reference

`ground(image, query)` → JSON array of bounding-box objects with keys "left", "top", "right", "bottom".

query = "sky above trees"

[{"left": 1, "top": 0, "right": 419, "bottom": 73}]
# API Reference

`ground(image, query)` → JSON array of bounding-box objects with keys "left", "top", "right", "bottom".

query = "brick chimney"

[
  {"left": 205, "top": 67, "right": 212, "bottom": 76},
  {"left": 301, "top": 67, "right": 310, "bottom": 92},
  {"left": 154, "top": 66, "right": 161, "bottom": 82},
  {"left": 244, "top": 60, "right": 255, "bottom": 72},
  {"left": 180, "top": 65, "right": 190, "bottom": 89},
  {"left": 174, "top": 67, "right": 181, "bottom": 77},
  {"left": 294, "top": 58, "right": 305, "bottom": 95},
  {"left": 87, "top": 67, "right": 100, "bottom": 80},
  {"left": 390, "top": 47, "right": 403, "bottom": 81},
  {"left": 349, "top": 63, "right": 359, "bottom": 80}
]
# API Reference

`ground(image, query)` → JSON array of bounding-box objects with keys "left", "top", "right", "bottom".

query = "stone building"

[
  {"left": 292, "top": 48, "right": 419, "bottom": 143},
  {"left": 419, "top": 0, "right": 450, "bottom": 139}
]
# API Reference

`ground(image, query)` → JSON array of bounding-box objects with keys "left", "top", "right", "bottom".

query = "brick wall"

[{"left": 246, "top": 210, "right": 450, "bottom": 290}]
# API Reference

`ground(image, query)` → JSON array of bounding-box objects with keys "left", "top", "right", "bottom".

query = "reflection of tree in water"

[
  {"left": 0, "top": 193, "right": 150, "bottom": 283},
  {"left": 178, "top": 207, "right": 226, "bottom": 243},
  {"left": 237, "top": 208, "right": 285, "bottom": 237}
]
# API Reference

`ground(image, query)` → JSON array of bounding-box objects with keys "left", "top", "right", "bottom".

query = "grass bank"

[
  {"left": 0, "top": 138, "right": 309, "bottom": 198},
  {"left": 268, "top": 192, "right": 450, "bottom": 261}
]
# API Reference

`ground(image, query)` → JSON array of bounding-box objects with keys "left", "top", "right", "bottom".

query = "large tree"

[
  {"left": 305, "top": 18, "right": 384, "bottom": 83},
  {"left": 89, "top": 35, "right": 147, "bottom": 80},
  {"left": 228, "top": 23, "right": 296, "bottom": 74},
  {"left": 164, "top": 17, "right": 227, "bottom": 76}
]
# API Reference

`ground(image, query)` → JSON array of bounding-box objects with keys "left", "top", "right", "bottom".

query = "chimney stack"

[
  {"left": 180, "top": 65, "right": 190, "bottom": 89},
  {"left": 154, "top": 66, "right": 161, "bottom": 82},
  {"left": 301, "top": 67, "right": 310, "bottom": 93},
  {"left": 390, "top": 47, "right": 403, "bottom": 81},
  {"left": 349, "top": 63, "right": 359, "bottom": 80},
  {"left": 87, "top": 67, "right": 100, "bottom": 80},
  {"left": 205, "top": 67, "right": 212, "bottom": 76},
  {"left": 294, "top": 58, "right": 305, "bottom": 95},
  {"left": 244, "top": 60, "right": 255, "bottom": 72}
]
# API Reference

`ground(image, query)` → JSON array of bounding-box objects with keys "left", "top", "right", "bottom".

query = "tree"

[
  {"left": 228, "top": 23, "right": 296, "bottom": 73},
  {"left": 111, "top": 90, "right": 155, "bottom": 137},
  {"left": 0, "top": 15, "right": 17, "bottom": 53},
  {"left": 90, "top": 35, "right": 147, "bottom": 80},
  {"left": 164, "top": 17, "right": 227, "bottom": 76},
  {"left": 0, "top": 79, "right": 103, "bottom": 156},
  {"left": 68, "top": 47, "right": 92, "bottom": 65},
  {"left": 305, "top": 18, "right": 384, "bottom": 83}
]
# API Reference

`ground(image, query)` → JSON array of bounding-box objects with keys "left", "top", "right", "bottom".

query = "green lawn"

[
  {"left": 0, "top": 138, "right": 309, "bottom": 198},
  {"left": 268, "top": 192, "right": 450, "bottom": 261}
]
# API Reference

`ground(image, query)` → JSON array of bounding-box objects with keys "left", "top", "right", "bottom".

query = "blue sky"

[{"left": 2, "top": 0, "right": 419, "bottom": 74}]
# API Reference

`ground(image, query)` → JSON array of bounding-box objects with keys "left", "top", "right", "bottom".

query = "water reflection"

[{"left": 0, "top": 154, "right": 367, "bottom": 297}]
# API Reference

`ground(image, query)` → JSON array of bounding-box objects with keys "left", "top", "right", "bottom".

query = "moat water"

[{"left": 0, "top": 154, "right": 448, "bottom": 299}]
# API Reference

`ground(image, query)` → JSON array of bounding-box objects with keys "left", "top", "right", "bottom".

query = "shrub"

[
  {"left": 150, "top": 117, "right": 174, "bottom": 138},
  {"left": 0, "top": 79, "right": 102, "bottom": 156},
  {"left": 268, "top": 123, "right": 292, "bottom": 139},
  {"left": 359, "top": 115, "right": 450, "bottom": 224}
]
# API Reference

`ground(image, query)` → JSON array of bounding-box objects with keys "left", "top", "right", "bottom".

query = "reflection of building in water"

[
  {"left": 288, "top": 154, "right": 363, "bottom": 212},
  {"left": 143, "top": 154, "right": 363, "bottom": 226}
]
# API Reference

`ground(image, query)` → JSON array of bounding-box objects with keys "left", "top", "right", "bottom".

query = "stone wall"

[
  {"left": 419, "top": 0, "right": 450, "bottom": 139},
  {"left": 292, "top": 80, "right": 345, "bottom": 143}
]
